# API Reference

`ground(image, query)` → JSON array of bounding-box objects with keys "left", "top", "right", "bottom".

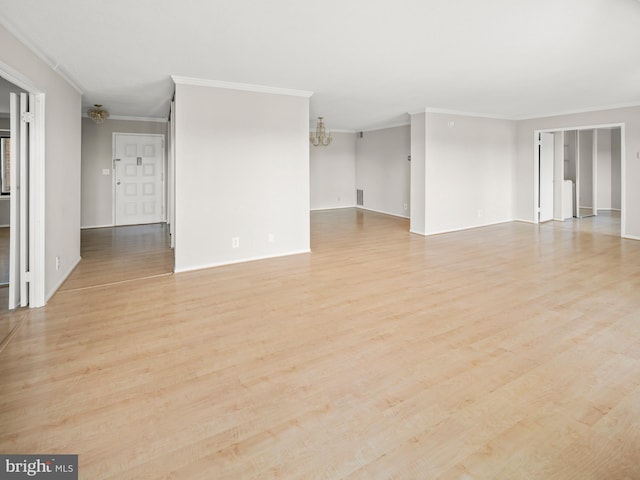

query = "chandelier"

[
  {"left": 87, "top": 104, "right": 110, "bottom": 124},
  {"left": 310, "top": 117, "right": 332, "bottom": 147}
]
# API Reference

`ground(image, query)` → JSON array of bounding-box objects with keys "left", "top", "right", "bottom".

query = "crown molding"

[
  {"left": 309, "top": 128, "right": 356, "bottom": 134},
  {"left": 82, "top": 114, "right": 167, "bottom": 123},
  {"left": 109, "top": 115, "right": 167, "bottom": 123},
  {"left": 171, "top": 76, "right": 313, "bottom": 98},
  {"left": 359, "top": 121, "right": 410, "bottom": 133},
  {"left": 425, "top": 107, "right": 512, "bottom": 120},
  {"left": 511, "top": 101, "right": 640, "bottom": 121},
  {"left": 0, "top": 15, "right": 84, "bottom": 94}
]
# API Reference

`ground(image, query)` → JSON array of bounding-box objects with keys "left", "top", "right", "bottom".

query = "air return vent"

[{"left": 356, "top": 189, "right": 364, "bottom": 206}]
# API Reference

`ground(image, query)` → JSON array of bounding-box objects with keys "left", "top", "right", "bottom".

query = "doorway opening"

[{"left": 534, "top": 123, "right": 624, "bottom": 237}]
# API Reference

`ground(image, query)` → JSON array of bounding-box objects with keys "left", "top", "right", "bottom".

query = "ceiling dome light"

[{"left": 87, "top": 104, "right": 110, "bottom": 124}]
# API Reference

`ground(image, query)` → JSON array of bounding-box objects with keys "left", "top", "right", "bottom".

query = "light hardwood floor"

[
  {"left": 58, "top": 223, "right": 174, "bottom": 292},
  {"left": 1, "top": 209, "right": 639, "bottom": 479}
]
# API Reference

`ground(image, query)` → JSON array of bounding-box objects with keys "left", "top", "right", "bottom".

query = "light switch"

[{"left": 102, "top": 169, "right": 110, "bottom": 175}]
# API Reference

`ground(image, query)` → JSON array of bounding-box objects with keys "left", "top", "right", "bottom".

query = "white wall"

[
  {"left": 0, "top": 23, "right": 82, "bottom": 303},
  {"left": 515, "top": 106, "right": 640, "bottom": 239},
  {"left": 611, "top": 128, "right": 622, "bottom": 210},
  {"left": 410, "top": 113, "right": 426, "bottom": 234},
  {"left": 355, "top": 125, "right": 410, "bottom": 218},
  {"left": 596, "top": 129, "right": 612, "bottom": 210},
  {"left": 310, "top": 132, "right": 356, "bottom": 210},
  {"left": 173, "top": 82, "right": 310, "bottom": 272},
  {"left": 424, "top": 112, "right": 515, "bottom": 234},
  {"left": 81, "top": 118, "right": 167, "bottom": 228}
]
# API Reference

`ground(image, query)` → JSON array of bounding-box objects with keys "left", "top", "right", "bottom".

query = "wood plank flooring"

[
  {"left": 1, "top": 209, "right": 639, "bottom": 479},
  {"left": 59, "top": 223, "right": 174, "bottom": 291}
]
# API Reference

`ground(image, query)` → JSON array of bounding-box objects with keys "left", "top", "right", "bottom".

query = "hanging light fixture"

[
  {"left": 310, "top": 117, "right": 332, "bottom": 147},
  {"left": 87, "top": 104, "right": 110, "bottom": 124}
]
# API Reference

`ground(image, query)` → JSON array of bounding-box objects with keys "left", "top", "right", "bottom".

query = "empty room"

[{"left": 0, "top": 1, "right": 639, "bottom": 478}]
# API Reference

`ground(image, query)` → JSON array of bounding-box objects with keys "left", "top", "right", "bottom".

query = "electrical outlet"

[
  {"left": 55, "top": 256, "right": 61, "bottom": 271},
  {"left": 232, "top": 237, "right": 239, "bottom": 248},
  {"left": 478, "top": 209, "right": 484, "bottom": 218},
  {"left": 404, "top": 203, "right": 408, "bottom": 211},
  {"left": 268, "top": 233, "right": 275, "bottom": 243}
]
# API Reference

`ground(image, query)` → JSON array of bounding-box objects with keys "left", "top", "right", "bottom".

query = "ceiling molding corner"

[
  {"left": 513, "top": 101, "right": 640, "bottom": 121},
  {"left": 0, "top": 14, "right": 84, "bottom": 94},
  {"left": 82, "top": 114, "right": 168, "bottom": 123},
  {"left": 171, "top": 75, "right": 313, "bottom": 98},
  {"left": 424, "top": 107, "right": 513, "bottom": 120}
]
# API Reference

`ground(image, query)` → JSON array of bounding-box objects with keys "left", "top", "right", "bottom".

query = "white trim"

[
  {"left": 29, "top": 93, "right": 46, "bottom": 308},
  {"left": 597, "top": 208, "right": 622, "bottom": 212},
  {"left": 83, "top": 114, "right": 168, "bottom": 123},
  {"left": 171, "top": 76, "right": 314, "bottom": 98},
  {"left": 356, "top": 206, "right": 409, "bottom": 219},
  {"left": 409, "top": 229, "right": 426, "bottom": 236},
  {"left": 81, "top": 224, "right": 114, "bottom": 230},
  {"left": 0, "top": 18, "right": 83, "bottom": 94},
  {"left": 538, "top": 122, "right": 625, "bottom": 133},
  {"left": 359, "top": 122, "right": 410, "bottom": 133},
  {"left": 310, "top": 205, "right": 357, "bottom": 212},
  {"left": 408, "top": 109, "right": 426, "bottom": 116},
  {"left": 0, "top": 60, "right": 40, "bottom": 93},
  {"left": 622, "top": 234, "right": 640, "bottom": 241},
  {"left": 425, "top": 107, "right": 512, "bottom": 120},
  {"left": 174, "top": 249, "right": 311, "bottom": 274},
  {"left": 514, "top": 218, "right": 536, "bottom": 224},
  {"left": 425, "top": 219, "right": 514, "bottom": 236},
  {"left": 620, "top": 124, "right": 626, "bottom": 238},
  {"left": 45, "top": 255, "right": 81, "bottom": 302},
  {"left": 512, "top": 102, "right": 640, "bottom": 121},
  {"left": 309, "top": 129, "right": 356, "bottom": 134}
]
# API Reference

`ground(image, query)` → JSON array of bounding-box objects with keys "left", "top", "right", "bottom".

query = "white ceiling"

[{"left": 0, "top": 0, "right": 638, "bottom": 131}]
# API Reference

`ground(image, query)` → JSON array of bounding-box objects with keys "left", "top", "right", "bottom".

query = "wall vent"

[{"left": 356, "top": 189, "right": 364, "bottom": 206}]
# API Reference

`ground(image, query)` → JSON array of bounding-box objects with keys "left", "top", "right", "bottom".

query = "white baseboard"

[
  {"left": 409, "top": 229, "right": 426, "bottom": 236},
  {"left": 356, "top": 206, "right": 410, "bottom": 219},
  {"left": 622, "top": 234, "right": 640, "bottom": 241},
  {"left": 175, "top": 249, "right": 311, "bottom": 274},
  {"left": 46, "top": 255, "right": 81, "bottom": 303},
  {"left": 514, "top": 218, "right": 535, "bottom": 224},
  {"left": 81, "top": 224, "right": 114, "bottom": 230},
  {"left": 310, "top": 205, "right": 357, "bottom": 212},
  {"left": 425, "top": 219, "right": 514, "bottom": 236}
]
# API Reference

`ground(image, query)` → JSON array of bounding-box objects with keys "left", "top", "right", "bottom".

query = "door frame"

[
  {"left": 537, "top": 132, "right": 554, "bottom": 223},
  {"left": 0, "top": 60, "right": 46, "bottom": 308},
  {"left": 111, "top": 132, "right": 166, "bottom": 226},
  {"left": 533, "top": 122, "right": 626, "bottom": 238}
]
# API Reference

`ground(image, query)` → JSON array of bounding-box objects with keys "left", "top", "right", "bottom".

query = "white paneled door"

[{"left": 113, "top": 134, "right": 164, "bottom": 226}]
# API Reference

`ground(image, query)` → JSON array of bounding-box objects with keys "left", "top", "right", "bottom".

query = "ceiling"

[{"left": 0, "top": 0, "right": 638, "bottom": 131}]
